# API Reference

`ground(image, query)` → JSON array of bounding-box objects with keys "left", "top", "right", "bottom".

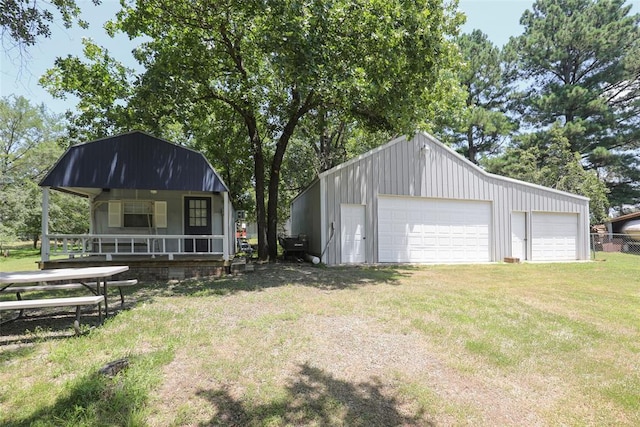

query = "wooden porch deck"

[{"left": 41, "top": 255, "right": 247, "bottom": 281}]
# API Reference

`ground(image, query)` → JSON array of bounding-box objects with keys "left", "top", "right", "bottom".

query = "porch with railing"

[{"left": 46, "top": 234, "right": 228, "bottom": 261}]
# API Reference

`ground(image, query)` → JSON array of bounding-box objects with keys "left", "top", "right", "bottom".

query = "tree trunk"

[
  {"left": 245, "top": 116, "right": 269, "bottom": 261},
  {"left": 267, "top": 136, "right": 290, "bottom": 261},
  {"left": 255, "top": 149, "right": 268, "bottom": 260},
  {"left": 266, "top": 95, "right": 313, "bottom": 260},
  {"left": 467, "top": 127, "right": 478, "bottom": 164}
]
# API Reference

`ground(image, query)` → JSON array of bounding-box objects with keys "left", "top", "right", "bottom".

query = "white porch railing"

[{"left": 47, "top": 234, "right": 226, "bottom": 260}]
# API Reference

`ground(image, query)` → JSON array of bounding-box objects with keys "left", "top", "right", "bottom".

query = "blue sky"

[{"left": 0, "top": 0, "right": 637, "bottom": 115}]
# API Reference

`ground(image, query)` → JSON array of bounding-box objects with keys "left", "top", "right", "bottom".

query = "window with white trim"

[
  {"left": 123, "top": 201, "right": 153, "bottom": 228},
  {"left": 108, "top": 200, "right": 167, "bottom": 228}
]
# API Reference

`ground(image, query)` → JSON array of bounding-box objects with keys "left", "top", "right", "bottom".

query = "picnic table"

[{"left": 0, "top": 266, "right": 132, "bottom": 329}]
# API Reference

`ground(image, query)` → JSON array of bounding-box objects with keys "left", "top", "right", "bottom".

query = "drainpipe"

[{"left": 41, "top": 187, "right": 50, "bottom": 263}]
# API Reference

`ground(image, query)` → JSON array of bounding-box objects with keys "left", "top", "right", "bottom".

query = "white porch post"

[
  {"left": 41, "top": 187, "right": 50, "bottom": 262},
  {"left": 89, "top": 196, "right": 95, "bottom": 235},
  {"left": 223, "top": 191, "right": 230, "bottom": 262}
]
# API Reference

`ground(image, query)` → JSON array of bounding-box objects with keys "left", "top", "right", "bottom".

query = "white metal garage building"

[{"left": 290, "top": 132, "right": 590, "bottom": 265}]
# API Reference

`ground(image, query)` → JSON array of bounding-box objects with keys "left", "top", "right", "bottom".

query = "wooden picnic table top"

[{"left": 0, "top": 266, "right": 129, "bottom": 284}]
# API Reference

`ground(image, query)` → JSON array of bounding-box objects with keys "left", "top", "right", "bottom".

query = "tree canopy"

[
  {"left": 0, "top": 95, "right": 89, "bottom": 247},
  {"left": 41, "top": 38, "right": 136, "bottom": 144},
  {"left": 484, "top": 124, "right": 610, "bottom": 223},
  {"left": 1, "top": 0, "right": 99, "bottom": 52},
  {"left": 509, "top": 0, "right": 640, "bottom": 208},
  {"left": 441, "top": 29, "right": 516, "bottom": 164},
  {"left": 39, "top": 0, "right": 637, "bottom": 246},
  {"left": 43, "top": 0, "right": 464, "bottom": 260},
  {"left": 447, "top": 0, "right": 640, "bottom": 217}
]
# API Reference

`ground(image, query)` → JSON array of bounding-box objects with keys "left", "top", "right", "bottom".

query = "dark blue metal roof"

[{"left": 40, "top": 131, "right": 228, "bottom": 193}]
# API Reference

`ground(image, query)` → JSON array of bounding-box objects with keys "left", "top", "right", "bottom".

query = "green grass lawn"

[
  {"left": 0, "top": 242, "right": 69, "bottom": 272},
  {"left": 0, "top": 243, "right": 43, "bottom": 271},
  {"left": 1, "top": 254, "right": 639, "bottom": 426}
]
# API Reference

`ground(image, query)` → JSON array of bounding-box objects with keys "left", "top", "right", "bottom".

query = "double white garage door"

[
  {"left": 378, "top": 197, "right": 491, "bottom": 263},
  {"left": 377, "top": 196, "right": 579, "bottom": 263}
]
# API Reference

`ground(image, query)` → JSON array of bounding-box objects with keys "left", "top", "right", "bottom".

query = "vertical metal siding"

[
  {"left": 308, "top": 132, "right": 590, "bottom": 264},
  {"left": 371, "top": 153, "right": 380, "bottom": 262},
  {"left": 332, "top": 173, "right": 340, "bottom": 265}
]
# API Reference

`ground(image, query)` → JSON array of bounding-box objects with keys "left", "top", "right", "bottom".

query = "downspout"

[{"left": 41, "top": 187, "right": 50, "bottom": 263}]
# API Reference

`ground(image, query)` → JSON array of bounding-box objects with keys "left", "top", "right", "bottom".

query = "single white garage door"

[
  {"left": 378, "top": 197, "right": 491, "bottom": 263},
  {"left": 531, "top": 212, "right": 578, "bottom": 261}
]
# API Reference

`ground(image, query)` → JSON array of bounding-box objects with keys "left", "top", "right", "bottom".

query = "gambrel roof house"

[
  {"left": 39, "top": 131, "right": 235, "bottom": 266},
  {"left": 291, "top": 132, "right": 590, "bottom": 265}
]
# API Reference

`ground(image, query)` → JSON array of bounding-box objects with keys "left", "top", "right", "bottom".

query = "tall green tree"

[
  {"left": 281, "top": 121, "right": 395, "bottom": 214},
  {"left": 284, "top": 62, "right": 465, "bottom": 204},
  {"left": 485, "top": 124, "right": 610, "bottom": 224},
  {"left": 0, "top": 95, "right": 89, "bottom": 247},
  {"left": 42, "top": 41, "right": 257, "bottom": 216},
  {"left": 187, "top": 108, "right": 255, "bottom": 213},
  {"left": 297, "top": 110, "right": 351, "bottom": 175},
  {"left": 103, "top": 0, "right": 464, "bottom": 260},
  {"left": 510, "top": 0, "right": 640, "bottom": 205},
  {"left": 443, "top": 30, "right": 516, "bottom": 164},
  {"left": 41, "top": 39, "right": 136, "bottom": 145},
  {"left": 0, "top": 95, "right": 58, "bottom": 181}
]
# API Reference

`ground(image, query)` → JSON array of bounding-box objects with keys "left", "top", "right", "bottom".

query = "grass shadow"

[
  {"left": 0, "top": 310, "right": 104, "bottom": 350},
  {"left": 0, "top": 282, "right": 141, "bottom": 347},
  {"left": 132, "top": 263, "right": 415, "bottom": 303},
  {"left": 1, "top": 351, "right": 166, "bottom": 427},
  {"left": 196, "top": 362, "right": 431, "bottom": 426},
  {"left": 3, "top": 373, "right": 135, "bottom": 426}
]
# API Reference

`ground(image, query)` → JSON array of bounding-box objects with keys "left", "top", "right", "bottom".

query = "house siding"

[
  {"left": 92, "top": 189, "right": 227, "bottom": 253},
  {"left": 292, "top": 132, "right": 590, "bottom": 265}
]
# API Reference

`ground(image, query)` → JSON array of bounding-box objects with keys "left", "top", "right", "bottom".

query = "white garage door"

[
  {"left": 378, "top": 197, "right": 491, "bottom": 263},
  {"left": 531, "top": 212, "right": 578, "bottom": 261}
]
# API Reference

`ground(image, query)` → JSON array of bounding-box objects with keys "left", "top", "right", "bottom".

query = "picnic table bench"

[
  {"left": 0, "top": 296, "right": 105, "bottom": 332},
  {"left": 0, "top": 266, "right": 131, "bottom": 331},
  {"left": 3, "top": 279, "right": 138, "bottom": 308}
]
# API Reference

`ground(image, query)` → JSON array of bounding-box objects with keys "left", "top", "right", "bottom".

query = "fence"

[
  {"left": 46, "top": 233, "right": 227, "bottom": 261},
  {"left": 591, "top": 233, "right": 640, "bottom": 259}
]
